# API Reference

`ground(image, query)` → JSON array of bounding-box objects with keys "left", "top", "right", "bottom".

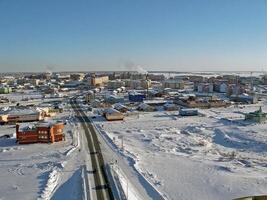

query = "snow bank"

[
  {"left": 38, "top": 168, "right": 60, "bottom": 200},
  {"left": 65, "top": 129, "right": 80, "bottom": 156}
]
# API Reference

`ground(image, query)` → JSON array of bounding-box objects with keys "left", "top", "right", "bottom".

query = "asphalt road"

[{"left": 70, "top": 99, "right": 113, "bottom": 200}]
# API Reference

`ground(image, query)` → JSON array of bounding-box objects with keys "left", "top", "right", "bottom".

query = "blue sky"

[{"left": 0, "top": 0, "right": 266, "bottom": 72}]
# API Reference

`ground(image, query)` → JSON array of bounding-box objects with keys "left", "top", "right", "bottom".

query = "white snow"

[
  {"left": 39, "top": 168, "right": 60, "bottom": 200},
  {"left": 93, "top": 100, "right": 267, "bottom": 200},
  {"left": 111, "top": 163, "right": 143, "bottom": 200},
  {"left": 0, "top": 103, "right": 84, "bottom": 200}
]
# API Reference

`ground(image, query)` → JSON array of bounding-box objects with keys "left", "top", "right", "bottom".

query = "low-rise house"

[
  {"left": 163, "top": 103, "right": 178, "bottom": 111},
  {"left": 0, "top": 97, "right": 9, "bottom": 103},
  {"left": 148, "top": 90, "right": 163, "bottom": 97},
  {"left": 129, "top": 92, "right": 145, "bottom": 102},
  {"left": 16, "top": 121, "right": 64, "bottom": 144},
  {"left": 113, "top": 103, "right": 129, "bottom": 113},
  {"left": 180, "top": 108, "right": 198, "bottom": 116},
  {"left": 105, "top": 95, "right": 124, "bottom": 104},
  {"left": 104, "top": 108, "right": 124, "bottom": 121},
  {"left": 175, "top": 96, "right": 228, "bottom": 108},
  {"left": 137, "top": 103, "right": 156, "bottom": 112},
  {"left": 62, "top": 81, "right": 82, "bottom": 89}
]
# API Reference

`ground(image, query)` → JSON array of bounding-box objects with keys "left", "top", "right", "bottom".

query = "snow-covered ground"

[
  {"left": 0, "top": 105, "right": 84, "bottom": 200},
  {"left": 93, "top": 100, "right": 267, "bottom": 200}
]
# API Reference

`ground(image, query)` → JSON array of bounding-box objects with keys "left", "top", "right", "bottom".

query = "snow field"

[
  {"left": 93, "top": 103, "right": 267, "bottom": 200},
  {"left": 0, "top": 108, "right": 83, "bottom": 200}
]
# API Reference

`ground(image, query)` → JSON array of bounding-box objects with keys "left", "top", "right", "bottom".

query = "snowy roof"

[
  {"left": 129, "top": 91, "right": 143, "bottom": 95},
  {"left": 113, "top": 103, "right": 128, "bottom": 110},
  {"left": 138, "top": 103, "right": 153, "bottom": 110},
  {"left": 180, "top": 108, "right": 198, "bottom": 112},
  {"left": 0, "top": 107, "right": 40, "bottom": 115},
  {"left": 104, "top": 108, "right": 122, "bottom": 114},
  {"left": 144, "top": 99, "right": 171, "bottom": 104},
  {"left": 19, "top": 123, "right": 36, "bottom": 132},
  {"left": 163, "top": 103, "right": 177, "bottom": 108},
  {"left": 36, "top": 120, "right": 63, "bottom": 128}
]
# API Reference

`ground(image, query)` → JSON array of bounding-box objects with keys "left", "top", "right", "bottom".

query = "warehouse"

[
  {"left": 16, "top": 121, "right": 65, "bottom": 144},
  {"left": 0, "top": 108, "right": 44, "bottom": 124}
]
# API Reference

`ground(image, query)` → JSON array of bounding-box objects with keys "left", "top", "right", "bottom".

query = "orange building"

[{"left": 16, "top": 121, "right": 64, "bottom": 144}]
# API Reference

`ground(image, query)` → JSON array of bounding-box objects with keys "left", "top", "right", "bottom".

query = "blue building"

[{"left": 128, "top": 92, "right": 145, "bottom": 102}]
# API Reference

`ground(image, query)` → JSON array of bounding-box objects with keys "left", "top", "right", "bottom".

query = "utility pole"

[
  {"left": 118, "top": 135, "right": 124, "bottom": 151},
  {"left": 250, "top": 71, "right": 253, "bottom": 92},
  {"left": 146, "top": 73, "right": 149, "bottom": 99},
  {"left": 121, "top": 136, "right": 124, "bottom": 151}
]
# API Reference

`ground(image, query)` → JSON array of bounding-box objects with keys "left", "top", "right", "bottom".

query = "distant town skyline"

[{"left": 0, "top": 0, "right": 267, "bottom": 72}]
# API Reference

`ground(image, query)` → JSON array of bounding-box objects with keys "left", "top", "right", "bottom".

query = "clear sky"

[{"left": 0, "top": 0, "right": 267, "bottom": 72}]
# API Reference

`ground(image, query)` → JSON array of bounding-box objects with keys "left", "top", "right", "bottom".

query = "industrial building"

[{"left": 16, "top": 121, "right": 64, "bottom": 144}]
